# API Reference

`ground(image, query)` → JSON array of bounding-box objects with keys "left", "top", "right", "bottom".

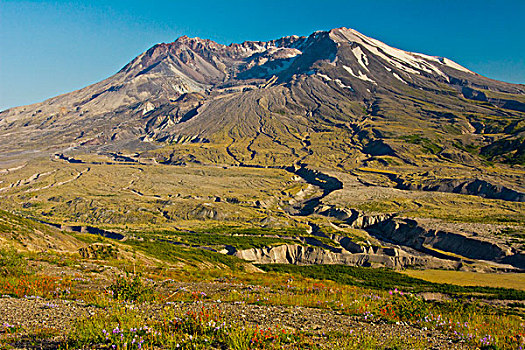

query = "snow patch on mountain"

[
  {"left": 332, "top": 28, "right": 455, "bottom": 78},
  {"left": 351, "top": 46, "right": 369, "bottom": 71},
  {"left": 439, "top": 57, "right": 473, "bottom": 74},
  {"left": 142, "top": 102, "right": 155, "bottom": 115},
  {"left": 392, "top": 72, "right": 408, "bottom": 84},
  {"left": 317, "top": 73, "right": 332, "bottom": 81},
  {"left": 334, "top": 79, "right": 353, "bottom": 90},
  {"left": 343, "top": 65, "right": 376, "bottom": 84}
]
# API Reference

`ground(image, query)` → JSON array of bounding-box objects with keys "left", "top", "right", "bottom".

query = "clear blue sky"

[{"left": 1, "top": 0, "right": 524, "bottom": 110}]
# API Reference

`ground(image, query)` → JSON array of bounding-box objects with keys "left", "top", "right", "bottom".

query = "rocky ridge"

[{"left": 1, "top": 27, "right": 524, "bottom": 167}]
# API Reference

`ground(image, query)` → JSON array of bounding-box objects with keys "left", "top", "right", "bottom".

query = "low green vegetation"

[
  {"left": 481, "top": 137, "right": 525, "bottom": 165},
  {"left": 135, "top": 230, "right": 298, "bottom": 250},
  {"left": 108, "top": 274, "right": 154, "bottom": 302},
  {"left": 0, "top": 247, "right": 27, "bottom": 277},
  {"left": 196, "top": 225, "right": 306, "bottom": 237},
  {"left": 453, "top": 140, "right": 480, "bottom": 155},
  {"left": 400, "top": 135, "right": 443, "bottom": 155},
  {"left": 257, "top": 264, "right": 525, "bottom": 301},
  {"left": 123, "top": 240, "right": 245, "bottom": 269}
]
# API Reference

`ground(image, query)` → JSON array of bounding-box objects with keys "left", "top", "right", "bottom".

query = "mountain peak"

[
  {"left": 172, "top": 35, "right": 218, "bottom": 47},
  {"left": 1, "top": 26, "right": 524, "bottom": 166},
  {"left": 329, "top": 26, "right": 475, "bottom": 77}
]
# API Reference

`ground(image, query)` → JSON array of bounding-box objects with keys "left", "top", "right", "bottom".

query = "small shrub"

[
  {"left": 108, "top": 274, "right": 153, "bottom": 302},
  {"left": 0, "top": 246, "right": 27, "bottom": 277}
]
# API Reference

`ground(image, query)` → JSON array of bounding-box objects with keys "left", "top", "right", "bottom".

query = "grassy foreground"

[{"left": 0, "top": 245, "right": 524, "bottom": 349}]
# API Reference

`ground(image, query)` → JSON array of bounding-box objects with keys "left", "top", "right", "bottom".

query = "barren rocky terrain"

[{"left": 0, "top": 290, "right": 469, "bottom": 350}]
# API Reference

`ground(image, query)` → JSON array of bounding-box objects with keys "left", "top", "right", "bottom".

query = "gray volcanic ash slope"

[{"left": 1, "top": 27, "right": 523, "bottom": 168}]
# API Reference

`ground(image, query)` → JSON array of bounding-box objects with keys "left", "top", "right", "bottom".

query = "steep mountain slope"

[{"left": 1, "top": 27, "right": 523, "bottom": 171}]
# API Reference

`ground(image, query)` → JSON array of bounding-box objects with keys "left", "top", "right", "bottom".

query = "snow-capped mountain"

[{"left": 1, "top": 27, "right": 524, "bottom": 168}]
